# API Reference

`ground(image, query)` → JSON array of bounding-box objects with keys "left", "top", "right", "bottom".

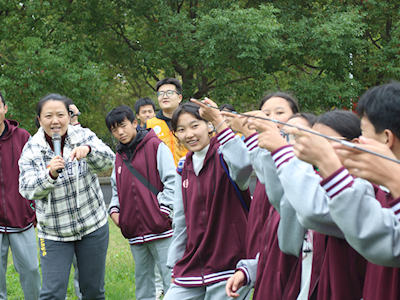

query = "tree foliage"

[{"left": 0, "top": 0, "right": 399, "bottom": 135}]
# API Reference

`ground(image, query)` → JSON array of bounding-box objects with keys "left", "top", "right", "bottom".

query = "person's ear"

[
  {"left": 385, "top": 129, "right": 396, "bottom": 149},
  {"left": 350, "top": 137, "right": 359, "bottom": 144},
  {"left": 133, "top": 119, "right": 138, "bottom": 126},
  {"left": 4, "top": 104, "right": 8, "bottom": 114},
  {"left": 208, "top": 122, "right": 214, "bottom": 133},
  {"left": 178, "top": 93, "right": 183, "bottom": 103}
]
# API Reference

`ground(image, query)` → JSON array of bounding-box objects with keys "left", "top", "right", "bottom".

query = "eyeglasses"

[{"left": 156, "top": 90, "right": 180, "bottom": 98}]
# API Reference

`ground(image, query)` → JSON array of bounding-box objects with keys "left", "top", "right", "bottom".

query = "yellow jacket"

[{"left": 146, "top": 115, "right": 188, "bottom": 166}]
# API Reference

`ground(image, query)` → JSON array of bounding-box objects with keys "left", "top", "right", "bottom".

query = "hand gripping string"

[{"left": 200, "top": 102, "right": 400, "bottom": 165}]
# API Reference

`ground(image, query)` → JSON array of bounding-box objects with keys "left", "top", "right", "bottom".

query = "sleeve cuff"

[
  {"left": 244, "top": 133, "right": 258, "bottom": 151},
  {"left": 160, "top": 205, "right": 172, "bottom": 216},
  {"left": 271, "top": 145, "right": 295, "bottom": 169},
  {"left": 387, "top": 195, "right": 400, "bottom": 221},
  {"left": 320, "top": 166, "right": 354, "bottom": 198},
  {"left": 217, "top": 128, "right": 235, "bottom": 145},
  {"left": 236, "top": 267, "right": 249, "bottom": 286},
  {"left": 85, "top": 145, "right": 92, "bottom": 154},
  {"left": 109, "top": 207, "right": 120, "bottom": 215},
  {"left": 49, "top": 170, "right": 58, "bottom": 180}
]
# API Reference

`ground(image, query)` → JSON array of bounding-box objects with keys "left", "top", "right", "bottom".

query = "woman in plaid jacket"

[{"left": 19, "top": 94, "right": 115, "bottom": 300}]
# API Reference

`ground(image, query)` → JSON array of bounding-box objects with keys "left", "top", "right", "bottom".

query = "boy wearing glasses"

[{"left": 146, "top": 78, "right": 188, "bottom": 166}]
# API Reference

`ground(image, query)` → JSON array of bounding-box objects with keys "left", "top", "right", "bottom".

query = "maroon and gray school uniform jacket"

[
  {"left": 272, "top": 146, "right": 368, "bottom": 300},
  {"left": 252, "top": 207, "right": 300, "bottom": 300},
  {"left": 167, "top": 129, "right": 252, "bottom": 287},
  {"left": 325, "top": 167, "right": 400, "bottom": 300},
  {"left": 0, "top": 119, "right": 34, "bottom": 232},
  {"left": 111, "top": 129, "right": 175, "bottom": 245},
  {"left": 237, "top": 134, "right": 301, "bottom": 299},
  {"left": 245, "top": 179, "right": 271, "bottom": 258}
]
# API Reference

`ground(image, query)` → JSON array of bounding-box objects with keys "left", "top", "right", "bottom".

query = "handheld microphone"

[{"left": 52, "top": 133, "right": 62, "bottom": 173}]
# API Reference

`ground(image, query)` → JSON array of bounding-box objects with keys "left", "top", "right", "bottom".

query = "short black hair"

[
  {"left": 260, "top": 92, "right": 299, "bottom": 114},
  {"left": 105, "top": 105, "right": 136, "bottom": 132},
  {"left": 171, "top": 102, "right": 207, "bottom": 133},
  {"left": 288, "top": 113, "right": 317, "bottom": 127},
  {"left": 219, "top": 103, "right": 236, "bottom": 112},
  {"left": 357, "top": 81, "right": 400, "bottom": 140},
  {"left": 134, "top": 98, "right": 156, "bottom": 115},
  {"left": 0, "top": 91, "right": 4, "bottom": 105},
  {"left": 155, "top": 78, "right": 182, "bottom": 94},
  {"left": 316, "top": 110, "right": 361, "bottom": 141}
]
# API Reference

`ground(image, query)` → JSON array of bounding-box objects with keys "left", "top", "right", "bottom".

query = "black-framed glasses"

[{"left": 156, "top": 90, "right": 180, "bottom": 98}]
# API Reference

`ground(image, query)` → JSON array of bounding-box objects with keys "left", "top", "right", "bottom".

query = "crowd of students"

[{"left": 0, "top": 78, "right": 400, "bottom": 300}]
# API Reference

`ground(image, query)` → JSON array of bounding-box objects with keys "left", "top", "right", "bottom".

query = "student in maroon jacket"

[
  {"left": 290, "top": 82, "right": 400, "bottom": 300},
  {"left": 164, "top": 100, "right": 252, "bottom": 300},
  {"left": 0, "top": 92, "right": 40, "bottom": 300},
  {"left": 106, "top": 105, "right": 176, "bottom": 300}
]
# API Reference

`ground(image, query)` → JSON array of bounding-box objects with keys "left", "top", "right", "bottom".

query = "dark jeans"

[{"left": 39, "top": 223, "right": 109, "bottom": 300}]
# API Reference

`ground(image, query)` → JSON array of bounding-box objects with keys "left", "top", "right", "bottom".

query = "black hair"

[
  {"left": 35, "top": 94, "right": 70, "bottom": 129},
  {"left": 0, "top": 91, "right": 4, "bottom": 105},
  {"left": 259, "top": 92, "right": 299, "bottom": 114},
  {"left": 134, "top": 98, "right": 156, "bottom": 115},
  {"left": 288, "top": 113, "right": 318, "bottom": 127},
  {"left": 315, "top": 110, "right": 361, "bottom": 141},
  {"left": 155, "top": 78, "right": 182, "bottom": 94},
  {"left": 356, "top": 81, "right": 400, "bottom": 139},
  {"left": 171, "top": 102, "right": 207, "bottom": 133},
  {"left": 105, "top": 105, "right": 136, "bottom": 132},
  {"left": 219, "top": 103, "right": 236, "bottom": 112}
]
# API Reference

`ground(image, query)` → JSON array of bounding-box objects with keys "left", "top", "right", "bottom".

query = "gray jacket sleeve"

[
  {"left": 108, "top": 166, "right": 120, "bottom": 214},
  {"left": 218, "top": 129, "right": 253, "bottom": 191},
  {"left": 248, "top": 147, "right": 284, "bottom": 212},
  {"left": 276, "top": 156, "right": 344, "bottom": 238},
  {"left": 277, "top": 196, "right": 307, "bottom": 257},
  {"left": 236, "top": 254, "right": 259, "bottom": 288},
  {"left": 166, "top": 172, "right": 188, "bottom": 269},
  {"left": 328, "top": 176, "right": 400, "bottom": 267},
  {"left": 156, "top": 143, "right": 176, "bottom": 210}
]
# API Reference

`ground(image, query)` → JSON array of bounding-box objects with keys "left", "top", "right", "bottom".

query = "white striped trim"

[
  {"left": 322, "top": 169, "right": 350, "bottom": 191},
  {"left": 0, "top": 223, "right": 33, "bottom": 233},
  {"left": 174, "top": 270, "right": 235, "bottom": 286},
  {"left": 217, "top": 129, "right": 235, "bottom": 145},
  {"left": 128, "top": 229, "right": 173, "bottom": 245},
  {"left": 109, "top": 207, "right": 120, "bottom": 215},
  {"left": 275, "top": 152, "right": 295, "bottom": 168},
  {"left": 326, "top": 176, "right": 353, "bottom": 197},
  {"left": 272, "top": 146, "right": 295, "bottom": 168},
  {"left": 245, "top": 134, "right": 258, "bottom": 151},
  {"left": 160, "top": 206, "right": 172, "bottom": 215}
]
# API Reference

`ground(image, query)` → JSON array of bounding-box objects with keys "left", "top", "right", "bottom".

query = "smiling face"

[
  {"left": 175, "top": 112, "right": 211, "bottom": 152},
  {"left": 157, "top": 84, "right": 182, "bottom": 114},
  {"left": 38, "top": 100, "right": 69, "bottom": 137},
  {"left": 110, "top": 117, "right": 138, "bottom": 144},
  {"left": 261, "top": 97, "right": 294, "bottom": 129}
]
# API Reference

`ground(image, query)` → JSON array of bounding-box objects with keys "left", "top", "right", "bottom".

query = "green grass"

[{"left": 6, "top": 217, "right": 136, "bottom": 300}]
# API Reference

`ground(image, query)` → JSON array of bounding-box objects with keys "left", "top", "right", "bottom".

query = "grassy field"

[{"left": 6, "top": 218, "right": 136, "bottom": 300}]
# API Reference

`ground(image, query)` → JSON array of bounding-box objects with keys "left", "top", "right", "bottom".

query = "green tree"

[{"left": 0, "top": 0, "right": 108, "bottom": 133}]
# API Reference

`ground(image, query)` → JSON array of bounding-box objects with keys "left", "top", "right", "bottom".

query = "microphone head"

[{"left": 52, "top": 132, "right": 61, "bottom": 142}]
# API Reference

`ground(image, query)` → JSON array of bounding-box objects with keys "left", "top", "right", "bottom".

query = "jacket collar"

[{"left": 184, "top": 136, "right": 219, "bottom": 171}]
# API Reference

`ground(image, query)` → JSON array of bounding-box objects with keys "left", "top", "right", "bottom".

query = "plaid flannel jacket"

[{"left": 19, "top": 125, "right": 115, "bottom": 241}]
